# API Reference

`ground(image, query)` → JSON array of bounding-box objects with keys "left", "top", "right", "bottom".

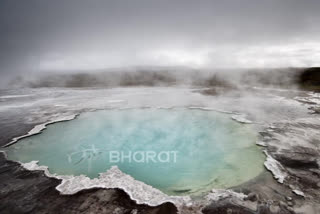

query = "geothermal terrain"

[{"left": 0, "top": 67, "right": 320, "bottom": 214}]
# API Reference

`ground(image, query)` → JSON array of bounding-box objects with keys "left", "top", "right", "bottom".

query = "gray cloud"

[{"left": 1, "top": 0, "right": 320, "bottom": 82}]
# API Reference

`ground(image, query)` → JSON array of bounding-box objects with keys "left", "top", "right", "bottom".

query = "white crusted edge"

[
  {"left": 188, "top": 106, "right": 234, "bottom": 114},
  {"left": 292, "top": 190, "right": 305, "bottom": 197},
  {"left": 256, "top": 141, "right": 267, "bottom": 147},
  {"left": 19, "top": 160, "right": 249, "bottom": 209},
  {"left": 263, "top": 151, "right": 287, "bottom": 184},
  {"left": 188, "top": 106, "right": 255, "bottom": 125},
  {"left": 3, "top": 114, "right": 78, "bottom": 147},
  {"left": 21, "top": 161, "right": 192, "bottom": 207},
  {"left": 231, "top": 115, "right": 253, "bottom": 124},
  {"left": 205, "top": 189, "right": 247, "bottom": 201}
]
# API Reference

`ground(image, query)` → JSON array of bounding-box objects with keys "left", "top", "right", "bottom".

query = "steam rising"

[
  {"left": 9, "top": 67, "right": 306, "bottom": 90},
  {"left": 1, "top": 0, "right": 320, "bottom": 87}
]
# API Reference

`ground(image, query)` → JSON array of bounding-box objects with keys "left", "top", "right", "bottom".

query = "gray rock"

[
  {"left": 286, "top": 196, "right": 293, "bottom": 201},
  {"left": 245, "top": 193, "right": 257, "bottom": 202}
]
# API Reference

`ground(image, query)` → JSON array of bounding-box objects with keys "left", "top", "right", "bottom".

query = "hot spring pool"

[{"left": 5, "top": 109, "right": 265, "bottom": 196}]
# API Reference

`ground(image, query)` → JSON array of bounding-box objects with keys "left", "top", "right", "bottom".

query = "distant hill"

[
  {"left": 298, "top": 67, "right": 320, "bottom": 91},
  {"left": 8, "top": 67, "right": 320, "bottom": 91}
]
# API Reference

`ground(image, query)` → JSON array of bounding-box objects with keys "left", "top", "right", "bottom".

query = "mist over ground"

[{"left": 7, "top": 67, "right": 320, "bottom": 91}]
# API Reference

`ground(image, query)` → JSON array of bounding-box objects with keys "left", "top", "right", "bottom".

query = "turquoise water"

[{"left": 5, "top": 109, "right": 264, "bottom": 196}]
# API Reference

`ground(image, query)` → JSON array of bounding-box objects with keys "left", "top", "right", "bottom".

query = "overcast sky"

[{"left": 1, "top": 0, "right": 320, "bottom": 80}]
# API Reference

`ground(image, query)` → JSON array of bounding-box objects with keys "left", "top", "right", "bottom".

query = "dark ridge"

[
  {"left": 9, "top": 67, "right": 320, "bottom": 91},
  {"left": 238, "top": 68, "right": 302, "bottom": 88},
  {"left": 10, "top": 70, "right": 178, "bottom": 88},
  {"left": 298, "top": 67, "right": 320, "bottom": 91},
  {"left": 9, "top": 69, "right": 232, "bottom": 88}
]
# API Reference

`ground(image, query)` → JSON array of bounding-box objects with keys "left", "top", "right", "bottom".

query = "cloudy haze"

[{"left": 1, "top": 0, "right": 320, "bottom": 82}]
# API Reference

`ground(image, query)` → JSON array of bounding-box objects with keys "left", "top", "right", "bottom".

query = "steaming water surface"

[{"left": 5, "top": 109, "right": 264, "bottom": 196}]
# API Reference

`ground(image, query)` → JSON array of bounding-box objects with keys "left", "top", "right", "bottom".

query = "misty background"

[{"left": 1, "top": 0, "right": 320, "bottom": 88}]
